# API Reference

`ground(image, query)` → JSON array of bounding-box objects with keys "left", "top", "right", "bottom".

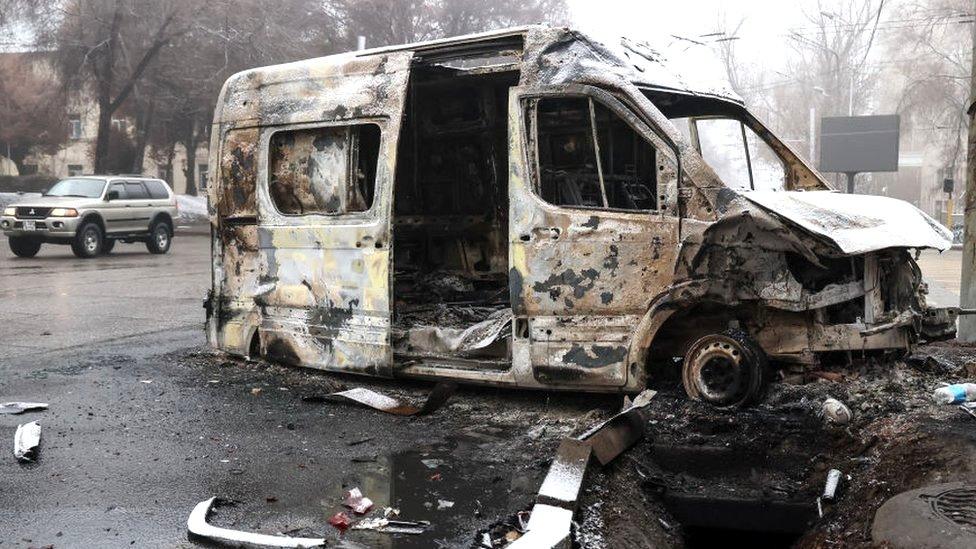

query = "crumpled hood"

[{"left": 741, "top": 190, "right": 952, "bottom": 255}]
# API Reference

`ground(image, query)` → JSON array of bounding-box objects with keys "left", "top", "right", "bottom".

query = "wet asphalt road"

[{"left": 0, "top": 233, "right": 551, "bottom": 548}]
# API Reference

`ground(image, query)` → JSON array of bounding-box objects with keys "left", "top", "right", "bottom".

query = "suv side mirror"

[{"left": 106, "top": 190, "right": 120, "bottom": 201}]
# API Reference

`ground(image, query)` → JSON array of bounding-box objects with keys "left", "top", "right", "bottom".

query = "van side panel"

[{"left": 208, "top": 52, "right": 413, "bottom": 375}]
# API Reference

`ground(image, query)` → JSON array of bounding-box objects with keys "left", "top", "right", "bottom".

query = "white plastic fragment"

[
  {"left": 343, "top": 487, "right": 374, "bottom": 515},
  {"left": 351, "top": 517, "right": 430, "bottom": 535},
  {"left": 14, "top": 421, "right": 41, "bottom": 461},
  {"left": 822, "top": 398, "right": 852, "bottom": 425},
  {"left": 187, "top": 497, "right": 325, "bottom": 548},
  {"left": 0, "top": 402, "right": 48, "bottom": 415}
]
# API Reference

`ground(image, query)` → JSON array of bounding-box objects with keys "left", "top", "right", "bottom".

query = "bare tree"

[
  {"left": 34, "top": 0, "right": 194, "bottom": 173},
  {"left": 0, "top": 53, "right": 68, "bottom": 170}
]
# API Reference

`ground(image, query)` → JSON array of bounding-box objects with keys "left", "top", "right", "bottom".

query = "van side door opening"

[{"left": 391, "top": 66, "right": 519, "bottom": 363}]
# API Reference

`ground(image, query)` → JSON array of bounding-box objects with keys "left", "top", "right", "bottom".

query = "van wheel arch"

[{"left": 631, "top": 300, "right": 752, "bottom": 382}]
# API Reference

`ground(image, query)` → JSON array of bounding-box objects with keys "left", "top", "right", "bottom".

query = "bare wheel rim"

[{"left": 84, "top": 228, "right": 99, "bottom": 253}]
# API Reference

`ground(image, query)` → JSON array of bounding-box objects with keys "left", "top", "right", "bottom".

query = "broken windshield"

[{"left": 672, "top": 116, "right": 786, "bottom": 191}]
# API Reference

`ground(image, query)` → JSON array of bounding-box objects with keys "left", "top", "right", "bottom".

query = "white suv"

[{"left": 1, "top": 176, "right": 179, "bottom": 258}]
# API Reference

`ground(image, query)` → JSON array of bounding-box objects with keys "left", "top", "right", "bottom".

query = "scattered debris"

[
  {"left": 0, "top": 402, "right": 48, "bottom": 415},
  {"left": 578, "top": 389, "right": 657, "bottom": 464},
  {"left": 822, "top": 469, "right": 843, "bottom": 501},
  {"left": 14, "top": 421, "right": 41, "bottom": 462},
  {"left": 303, "top": 382, "right": 457, "bottom": 416},
  {"left": 822, "top": 398, "right": 853, "bottom": 425},
  {"left": 343, "top": 488, "right": 374, "bottom": 515},
  {"left": 421, "top": 458, "right": 445, "bottom": 469},
  {"left": 327, "top": 512, "right": 352, "bottom": 532},
  {"left": 347, "top": 437, "right": 372, "bottom": 446},
  {"left": 437, "top": 499, "right": 455, "bottom": 510},
  {"left": 933, "top": 383, "right": 976, "bottom": 404},
  {"left": 511, "top": 390, "right": 657, "bottom": 548},
  {"left": 187, "top": 497, "right": 325, "bottom": 548},
  {"left": 352, "top": 517, "right": 431, "bottom": 535},
  {"left": 959, "top": 402, "right": 976, "bottom": 420},
  {"left": 139, "top": 380, "right": 153, "bottom": 384},
  {"left": 251, "top": 387, "right": 263, "bottom": 395}
]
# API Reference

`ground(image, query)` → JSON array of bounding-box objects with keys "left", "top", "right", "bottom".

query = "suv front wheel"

[
  {"left": 72, "top": 221, "right": 104, "bottom": 258},
  {"left": 9, "top": 236, "right": 41, "bottom": 258},
  {"left": 146, "top": 220, "right": 172, "bottom": 254}
]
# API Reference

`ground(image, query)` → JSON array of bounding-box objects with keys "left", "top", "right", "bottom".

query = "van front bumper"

[{"left": 0, "top": 215, "right": 82, "bottom": 239}]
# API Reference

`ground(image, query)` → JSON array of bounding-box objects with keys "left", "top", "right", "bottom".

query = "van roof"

[{"left": 214, "top": 25, "right": 742, "bottom": 126}]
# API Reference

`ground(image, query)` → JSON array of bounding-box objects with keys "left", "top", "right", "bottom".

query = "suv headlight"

[
  {"left": 2, "top": 206, "right": 14, "bottom": 216},
  {"left": 51, "top": 208, "right": 79, "bottom": 217}
]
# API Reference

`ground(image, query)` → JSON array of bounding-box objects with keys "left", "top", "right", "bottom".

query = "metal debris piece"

[
  {"left": 437, "top": 499, "right": 454, "bottom": 510},
  {"left": 187, "top": 497, "right": 326, "bottom": 548},
  {"left": 536, "top": 439, "right": 592, "bottom": 509},
  {"left": 823, "top": 469, "right": 843, "bottom": 501},
  {"left": 822, "top": 398, "right": 852, "bottom": 425},
  {"left": 0, "top": 402, "right": 48, "bottom": 415},
  {"left": 511, "top": 390, "right": 657, "bottom": 549},
  {"left": 327, "top": 512, "right": 352, "bottom": 532},
  {"left": 14, "top": 421, "right": 40, "bottom": 462},
  {"left": 351, "top": 517, "right": 431, "bottom": 535},
  {"left": 959, "top": 402, "right": 976, "bottom": 419},
  {"left": 304, "top": 382, "right": 457, "bottom": 416},
  {"left": 578, "top": 389, "right": 657, "bottom": 465},
  {"left": 506, "top": 504, "right": 574, "bottom": 549},
  {"left": 343, "top": 488, "right": 374, "bottom": 515}
]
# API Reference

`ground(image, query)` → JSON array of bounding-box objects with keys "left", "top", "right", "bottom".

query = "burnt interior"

[
  {"left": 532, "top": 97, "right": 658, "bottom": 210},
  {"left": 391, "top": 63, "right": 519, "bottom": 360}
]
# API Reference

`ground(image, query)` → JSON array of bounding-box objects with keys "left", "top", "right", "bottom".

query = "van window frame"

[
  {"left": 520, "top": 85, "right": 679, "bottom": 216},
  {"left": 261, "top": 118, "right": 386, "bottom": 223}
]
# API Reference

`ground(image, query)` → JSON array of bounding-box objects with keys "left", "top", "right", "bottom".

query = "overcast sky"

[{"left": 567, "top": 0, "right": 813, "bottom": 71}]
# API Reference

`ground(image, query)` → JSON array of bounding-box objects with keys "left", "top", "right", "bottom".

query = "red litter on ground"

[
  {"left": 343, "top": 487, "right": 374, "bottom": 515},
  {"left": 328, "top": 511, "right": 352, "bottom": 531}
]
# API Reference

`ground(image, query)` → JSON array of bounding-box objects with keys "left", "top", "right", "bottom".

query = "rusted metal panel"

[{"left": 208, "top": 51, "right": 413, "bottom": 375}]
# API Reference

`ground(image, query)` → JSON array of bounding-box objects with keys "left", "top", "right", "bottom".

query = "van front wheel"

[{"left": 682, "top": 330, "right": 766, "bottom": 408}]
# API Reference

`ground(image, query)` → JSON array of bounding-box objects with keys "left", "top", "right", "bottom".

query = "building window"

[
  {"left": 198, "top": 163, "right": 209, "bottom": 189},
  {"left": 67, "top": 164, "right": 84, "bottom": 176},
  {"left": 111, "top": 117, "right": 128, "bottom": 133},
  {"left": 69, "top": 115, "right": 82, "bottom": 139},
  {"left": 21, "top": 164, "right": 38, "bottom": 175},
  {"left": 158, "top": 165, "right": 172, "bottom": 184}
]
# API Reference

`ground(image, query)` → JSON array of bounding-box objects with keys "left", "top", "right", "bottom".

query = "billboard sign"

[{"left": 819, "top": 115, "right": 900, "bottom": 173}]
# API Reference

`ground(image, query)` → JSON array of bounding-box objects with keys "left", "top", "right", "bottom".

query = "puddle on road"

[
  {"left": 202, "top": 426, "right": 534, "bottom": 548},
  {"left": 334, "top": 443, "right": 514, "bottom": 548}
]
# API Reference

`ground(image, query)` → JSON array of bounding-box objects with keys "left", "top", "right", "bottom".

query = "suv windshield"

[{"left": 44, "top": 178, "right": 106, "bottom": 198}]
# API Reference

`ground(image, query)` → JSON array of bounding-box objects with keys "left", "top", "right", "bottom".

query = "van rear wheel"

[
  {"left": 682, "top": 330, "right": 767, "bottom": 408},
  {"left": 9, "top": 236, "right": 41, "bottom": 258}
]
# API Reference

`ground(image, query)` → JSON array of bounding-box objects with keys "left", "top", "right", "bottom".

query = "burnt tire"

[
  {"left": 682, "top": 329, "right": 767, "bottom": 408},
  {"left": 71, "top": 222, "right": 104, "bottom": 258},
  {"left": 102, "top": 239, "right": 116, "bottom": 254},
  {"left": 8, "top": 236, "right": 41, "bottom": 258},
  {"left": 146, "top": 220, "right": 172, "bottom": 254}
]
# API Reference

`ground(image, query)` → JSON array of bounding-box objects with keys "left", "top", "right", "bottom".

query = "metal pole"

[
  {"left": 849, "top": 70, "right": 855, "bottom": 116},
  {"left": 809, "top": 107, "right": 816, "bottom": 163},
  {"left": 356, "top": 35, "right": 366, "bottom": 51},
  {"left": 846, "top": 172, "right": 856, "bottom": 194},
  {"left": 959, "top": 6, "right": 976, "bottom": 342}
]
